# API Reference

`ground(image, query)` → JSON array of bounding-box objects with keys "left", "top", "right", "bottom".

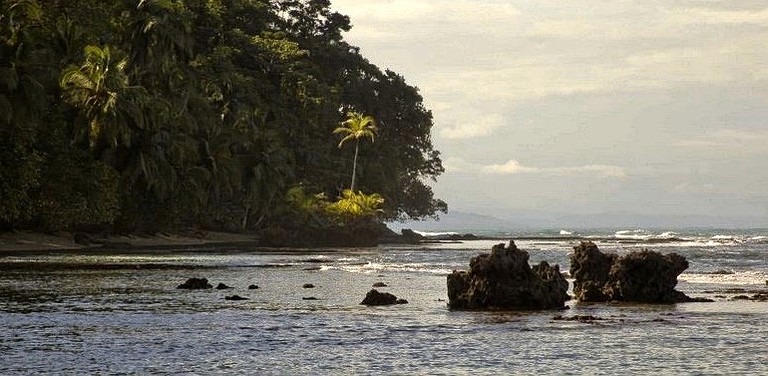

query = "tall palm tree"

[{"left": 333, "top": 111, "right": 376, "bottom": 191}]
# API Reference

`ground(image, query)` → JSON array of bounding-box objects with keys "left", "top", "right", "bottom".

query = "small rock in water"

[
  {"left": 215, "top": 283, "right": 233, "bottom": 290},
  {"left": 224, "top": 295, "right": 248, "bottom": 301},
  {"left": 360, "top": 289, "right": 407, "bottom": 306},
  {"left": 177, "top": 277, "right": 212, "bottom": 289},
  {"left": 248, "top": 284, "right": 260, "bottom": 290},
  {"left": 304, "top": 258, "right": 330, "bottom": 263},
  {"left": 372, "top": 282, "right": 388, "bottom": 287},
  {"left": 302, "top": 297, "right": 319, "bottom": 300},
  {"left": 303, "top": 283, "right": 315, "bottom": 288},
  {"left": 552, "top": 314, "right": 603, "bottom": 322}
]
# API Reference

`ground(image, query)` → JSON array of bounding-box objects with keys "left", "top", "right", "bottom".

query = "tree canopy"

[{"left": 0, "top": 0, "right": 446, "bottom": 234}]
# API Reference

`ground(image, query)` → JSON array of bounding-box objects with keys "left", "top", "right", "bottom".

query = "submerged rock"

[
  {"left": 360, "top": 289, "right": 408, "bottom": 306},
  {"left": 446, "top": 241, "right": 569, "bottom": 310},
  {"left": 570, "top": 241, "right": 702, "bottom": 303},
  {"left": 303, "top": 283, "right": 315, "bottom": 289},
  {"left": 248, "top": 284, "right": 259, "bottom": 290},
  {"left": 372, "top": 282, "right": 388, "bottom": 287},
  {"left": 215, "top": 283, "right": 233, "bottom": 290},
  {"left": 224, "top": 295, "right": 248, "bottom": 301},
  {"left": 177, "top": 277, "right": 213, "bottom": 289},
  {"left": 552, "top": 314, "right": 603, "bottom": 322}
]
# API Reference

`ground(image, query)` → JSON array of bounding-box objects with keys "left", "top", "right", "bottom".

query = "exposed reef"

[
  {"left": 570, "top": 241, "right": 711, "bottom": 303},
  {"left": 447, "top": 241, "right": 569, "bottom": 310}
]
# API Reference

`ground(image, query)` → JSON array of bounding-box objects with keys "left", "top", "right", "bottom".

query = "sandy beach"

[{"left": 0, "top": 230, "right": 261, "bottom": 253}]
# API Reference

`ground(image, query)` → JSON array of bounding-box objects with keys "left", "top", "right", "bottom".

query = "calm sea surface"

[{"left": 1, "top": 229, "right": 767, "bottom": 374}]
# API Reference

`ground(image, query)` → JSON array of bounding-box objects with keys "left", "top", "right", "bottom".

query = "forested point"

[{"left": 0, "top": 0, "right": 446, "bottom": 241}]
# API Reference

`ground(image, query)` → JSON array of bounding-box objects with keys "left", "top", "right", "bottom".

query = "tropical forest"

[{"left": 0, "top": 0, "right": 446, "bottom": 245}]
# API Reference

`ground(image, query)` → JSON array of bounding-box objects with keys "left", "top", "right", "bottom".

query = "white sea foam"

[
  {"left": 559, "top": 230, "right": 573, "bottom": 235},
  {"left": 414, "top": 231, "right": 460, "bottom": 237},
  {"left": 680, "top": 270, "right": 768, "bottom": 286},
  {"left": 330, "top": 262, "right": 453, "bottom": 275},
  {"left": 657, "top": 231, "right": 678, "bottom": 239},
  {"left": 614, "top": 229, "right": 651, "bottom": 240}
]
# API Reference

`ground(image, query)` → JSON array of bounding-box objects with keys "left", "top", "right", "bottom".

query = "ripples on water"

[{"left": 1, "top": 236, "right": 767, "bottom": 374}]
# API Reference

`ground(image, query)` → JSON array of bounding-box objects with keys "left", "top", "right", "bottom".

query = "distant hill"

[
  {"left": 387, "top": 211, "right": 521, "bottom": 234},
  {"left": 389, "top": 210, "right": 768, "bottom": 233}
]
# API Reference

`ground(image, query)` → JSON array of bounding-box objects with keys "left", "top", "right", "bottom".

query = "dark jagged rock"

[
  {"left": 570, "top": 241, "right": 702, "bottom": 303},
  {"left": 446, "top": 241, "right": 569, "bottom": 310},
  {"left": 177, "top": 277, "right": 213, "bottom": 289},
  {"left": 215, "top": 283, "right": 233, "bottom": 290},
  {"left": 372, "top": 282, "right": 388, "bottom": 287},
  {"left": 303, "top": 283, "right": 315, "bottom": 288},
  {"left": 569, "top": 241, "right": 617, "bottom": 302},
  {"left": 400, "top": 229, "right": 424, "bottom": 244},
  {"left": 360, "top": 289, "right": 408, "bottom": 306},
  {"left": 248, "top": 284, "right": 259, "bottom": 290},
  {"left": 224, "top": 295, "right": 248, "bottom": 301},
  {"left": 378, "top": 228, "right": 427, "bottom": 244}
]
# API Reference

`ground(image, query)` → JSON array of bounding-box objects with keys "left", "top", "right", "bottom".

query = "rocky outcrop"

[
  {"left": 360, "top": 289, "right": 408, "bottom": 306},
  {"left": 215, "top": 283, "right": 233, "bottom": 290},
  {"left": 570, "top": 241, "right": 699, "bottom": 303},
  {"left": 569, "top": 242, "right": 617, "bottom": 302},
  {"left": 177, "top": 277, "right": 213, "bottom": 289},
  {"left": 447, "top": 241, "right": 569, "bottom": 310},
  {"left": 378, "top": 228, "right": 423, "bottom": 244}
]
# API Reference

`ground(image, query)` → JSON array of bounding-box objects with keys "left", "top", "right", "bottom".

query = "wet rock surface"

[
  {"left": 570, "top": 241, "right": 703, "bottom": 303},
  {"left": 447, "top": 241, "right": 569, "bottom": 310}
]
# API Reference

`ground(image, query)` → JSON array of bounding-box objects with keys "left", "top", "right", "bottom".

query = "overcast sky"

[{"left": 331, "top": 0, "right": 768, "bottom": 223}]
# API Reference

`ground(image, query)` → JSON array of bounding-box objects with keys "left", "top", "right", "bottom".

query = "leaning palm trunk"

[{"left": 351, "top": 140, "right": 359, "bottom": 191}]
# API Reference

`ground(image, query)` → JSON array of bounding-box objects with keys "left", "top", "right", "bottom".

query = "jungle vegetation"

[{"left": 0, "top": 0, "right": 446, "bottom": 235}]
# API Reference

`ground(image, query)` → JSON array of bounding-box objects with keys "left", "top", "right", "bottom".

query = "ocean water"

[{"left": 1, "top": 229, "right": 767, "bottom": 374}]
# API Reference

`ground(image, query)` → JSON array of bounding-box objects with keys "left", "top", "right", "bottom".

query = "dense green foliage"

[{"left": 0, "top": 0, "right": 445, "bottom": 233}]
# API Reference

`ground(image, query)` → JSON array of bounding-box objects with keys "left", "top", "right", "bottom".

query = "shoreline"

[{"left": 0, "top": 230, "right": 267, "bottom": 254}]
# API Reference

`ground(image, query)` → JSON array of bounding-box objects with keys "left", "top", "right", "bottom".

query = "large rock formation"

[
  {"left": 570, "top": 241, "right": 699, "bottom": 303},
  {"left": 447, "top": 241, "right": 569, "bottom": 310}
]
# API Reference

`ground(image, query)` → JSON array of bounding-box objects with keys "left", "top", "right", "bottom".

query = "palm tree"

[
  {"left": 333, "top": 111, "right": 376, "bottom": 191},
  {"left": 59, "top": 45, "right": 146, "bottom": 149}
]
